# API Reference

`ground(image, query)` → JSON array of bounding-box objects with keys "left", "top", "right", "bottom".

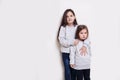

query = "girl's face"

[
  {"left": 79, "top": 29, "right": 88, "bottom": 40},
  {"left": 66, "top": 11, "right": 75, "bottom": 25}
]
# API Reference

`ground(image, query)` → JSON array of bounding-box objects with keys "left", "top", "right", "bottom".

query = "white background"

[{"left": 0, "top": 0, "right": 120, "bottom": 80}]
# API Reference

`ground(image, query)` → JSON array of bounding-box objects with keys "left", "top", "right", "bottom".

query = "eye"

[
  {"left": 80, "top": 32, "right": 83, "bottom": 34},
  {"left": 85, "top": 32, "right": 87, "bottom": 34},
  {"left": 70, "top": 15, "right": 73, "bottom": 17},
  {"left": 66, "top": 15, "right": 69, "bottom": 18}
]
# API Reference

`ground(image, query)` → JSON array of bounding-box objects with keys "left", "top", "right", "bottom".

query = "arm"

[
  {"left": 83, "top": 38, "right": 91, "bottom": 56},
  {"left": 80, "top": 38, "right": 90, "bottom": 56},
  {"left": 83, "top": 38, "right": 91, "bottom": 48},
  {"left": 58, "top": 26, "right": 74, "bottom": 47},
  {"left": 70, "top": 46, "right": 76, "bottom": 65}
]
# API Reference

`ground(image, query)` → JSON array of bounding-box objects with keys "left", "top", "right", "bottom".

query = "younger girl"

[{"left": 70, "top": 25, "right": 91, "bottom": 80}]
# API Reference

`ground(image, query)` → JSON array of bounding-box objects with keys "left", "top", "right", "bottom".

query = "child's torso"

[
  {"left": 74, "top": 42, "right": 91, "bottom": 70},
  {"left": 65, "top": 25, "right": 77, "bottom": 40}
]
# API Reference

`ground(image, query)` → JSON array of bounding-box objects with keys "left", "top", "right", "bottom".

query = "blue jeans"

[{"left": 62, "top": 53, "right": 76, "bottom": 80}]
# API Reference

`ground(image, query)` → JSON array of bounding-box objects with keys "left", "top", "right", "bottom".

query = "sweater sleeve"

[
  {"left": 83, "top": 38, "right": 91, "bottom": 56},
  {"left": 70, "top": 46, "right": 76, "bottom": 64},
  {"left": 58, "top": 26, "right": 74, "bottom": 48},
  {"left": 83, "top": 38, "right": 90, "bottom": 48}
]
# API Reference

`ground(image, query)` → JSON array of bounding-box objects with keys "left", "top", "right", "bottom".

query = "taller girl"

[{"left": 57, "top": 9, "right": 79, "bottom": 80}]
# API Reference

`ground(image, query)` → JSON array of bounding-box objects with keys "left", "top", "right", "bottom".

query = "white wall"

[{"left": 0, "top": 0, "right": 120, "bottom": 80}]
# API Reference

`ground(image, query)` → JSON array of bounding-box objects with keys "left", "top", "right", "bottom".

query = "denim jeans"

[{"left": 62, "top": 53, "right": 71, "bottom": 80}]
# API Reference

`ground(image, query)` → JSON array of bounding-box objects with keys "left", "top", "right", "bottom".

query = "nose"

[{"left": 83, "top": 35, "right": 86, "bottom": 38}]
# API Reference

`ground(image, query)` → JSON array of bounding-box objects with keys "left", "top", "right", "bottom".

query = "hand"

[
  {"left": 74, "top": 39, "right": 79, "bottom": 46},
  {"left": 70, "top": 64, "right": 75, "bottom": 68},
  {"left": 80, "top": 46, "right": 87, "bottom": 56}
]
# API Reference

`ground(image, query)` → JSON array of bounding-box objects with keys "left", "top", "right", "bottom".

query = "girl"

[
  {"left": 57, "top": 9, "right": 87, "bottom": 80},
  {"left": 57, "top": 9, "right": 79, "bottom": 80},
  {"left": 70, "top": 25, "right": 91, "bottom": 80}
]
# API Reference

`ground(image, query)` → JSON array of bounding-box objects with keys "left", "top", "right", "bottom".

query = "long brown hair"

[
  {"left": 75, "top": 25, "right": 89, "bottom": 41},
  {"left": 57, "top": 9, "right": 78, "bottom": 41}
]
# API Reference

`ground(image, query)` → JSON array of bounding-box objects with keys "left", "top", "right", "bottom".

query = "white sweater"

[
  {"left": 58, "top": 25, "right": 77, "bottom": 53},
  {"left": 70, "top": 39, "right": 91, "bottom": 70}
]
